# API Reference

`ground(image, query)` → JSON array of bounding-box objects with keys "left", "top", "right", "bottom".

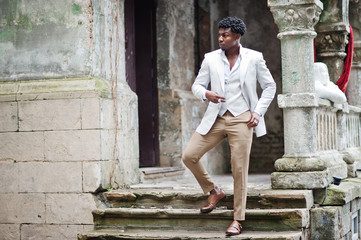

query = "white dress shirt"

[{"left": 218, "top": 50, "right": 249, "bottom": 117}]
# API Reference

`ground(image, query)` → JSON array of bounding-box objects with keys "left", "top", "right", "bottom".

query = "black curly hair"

[{"left": 218, "top": 17, "right": 246, "bottom": 36}]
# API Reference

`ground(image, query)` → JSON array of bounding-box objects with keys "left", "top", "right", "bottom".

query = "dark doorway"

[{"left": 124, "top": 0, "right": 159, "bottom": 167}]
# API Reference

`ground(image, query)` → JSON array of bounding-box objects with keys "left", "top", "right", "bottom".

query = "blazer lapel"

[
  {"left": 216, "top": 51, "right": 225, "bottom": 93},
  {"left": 239, "top": 48, "right": 250, "bottom": 87}
]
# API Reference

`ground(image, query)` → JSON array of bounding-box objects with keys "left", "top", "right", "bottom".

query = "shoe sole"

[
  {"left": 225, "top": 232, "right": 241, "bottom": 236},
  {"left": 200, "top": 196, "right": 227, "bottom": 213}
]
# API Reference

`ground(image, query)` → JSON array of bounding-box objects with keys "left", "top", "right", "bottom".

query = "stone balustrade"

[
  {"left": 316, "top": 103, "right": 338, "bottom": 151},
  {"left": 315, "top": 99, "right": 361, "bottom": 175},
  {"left": 346, "top": 110, "right": 361, "bottom": 148},
  {"left": 268, "top": 0, "right": 361, "bottom": 189}
]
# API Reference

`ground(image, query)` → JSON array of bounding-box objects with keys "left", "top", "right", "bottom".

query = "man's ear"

[{"left": 235, "top": 33, "right": 241, "bottom": 41}]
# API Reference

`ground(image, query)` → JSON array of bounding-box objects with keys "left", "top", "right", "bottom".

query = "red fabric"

[
  {"left": 314, "top": 38, "right": 316, "bottom": 62},
  {"left": 336, "top": 25, "right": 354, "bottom": 93}
]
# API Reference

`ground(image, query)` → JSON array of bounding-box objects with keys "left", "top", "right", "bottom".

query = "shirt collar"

[{"left": 221, "top": 44, "right": 243, "bottom": 63}]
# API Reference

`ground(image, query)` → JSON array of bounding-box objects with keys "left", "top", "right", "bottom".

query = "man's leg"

[
  {"left": 182, "top": 116, "right": 228, "bottom": 213},
  {"left": 225, "top": 111, "right": 253, "bottom": 235},
  {"left": 182, "top": 117, "right": 226, "bottom": 193}
]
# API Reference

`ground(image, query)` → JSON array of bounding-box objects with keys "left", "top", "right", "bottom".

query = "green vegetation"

[{"left": 71, "top": 3, "right": 82, "bottom": 15}]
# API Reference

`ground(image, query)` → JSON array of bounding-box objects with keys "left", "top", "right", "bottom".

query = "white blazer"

[{"left": 192, "top": 46, "right": 276, "bottom": 137}]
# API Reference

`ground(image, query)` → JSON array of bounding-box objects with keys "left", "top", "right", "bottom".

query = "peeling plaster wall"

[{"left": 0, "top": 0, "right": 93, "bottom": 80}]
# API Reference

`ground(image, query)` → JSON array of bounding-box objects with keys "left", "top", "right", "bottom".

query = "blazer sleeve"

[
  {"left": 254, "top": 54, "right": 276, "bottom": 116},
  {"left": 192, "top": 56, "right": 210, "bottom": 101}
]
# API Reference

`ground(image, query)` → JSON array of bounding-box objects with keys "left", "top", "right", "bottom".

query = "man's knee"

[{"left": 182, "top": 150, "right": 197, "bottom": 166}]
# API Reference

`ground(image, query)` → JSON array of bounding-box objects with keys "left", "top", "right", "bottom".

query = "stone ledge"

[
  {"left": 139, "top": 167, "right": 186, "bottom": 183},
  {"left": 349, "top": 105, "right": 361, "bottom": 113},
  {"left": 315, "top": 22, "right": 350, "bottom": 33},
  {"left": 272, "top": 156, "right": 347, "bottom": 190},
  {"left": 278, "top": 94, "right": 360, "bottom": 113},
  {"left": 278, "top": 93, "right": 318, "bottom": 108},
  {"left": 271, "top": 171, "right": 328, "bottom": 189},
  {"left": 103, "top": 188, "right": 314, "bottom": 210},
  {"left": 314, "top": 178, "right": 361, "bottom": 205},
  {"left": 78, "top": 229, "right": 304, "bottom": 240},
  {"left": 317, "top": 98, "right": 346, "bottom": 112},
  {"left": 277, "top": 30, "right": 317, "bottom": 39},
  {"left": 274, "top": 156, "right": 327, "bottom": 172},
  {"left": 93, "top": 208, "right": 309, "bottom": 231},
  {"left": 0, "top": 77, "right": 113, "bottom": 101},
  {"left": 268, "top": 0, "right": 323, "bottom": 8}
]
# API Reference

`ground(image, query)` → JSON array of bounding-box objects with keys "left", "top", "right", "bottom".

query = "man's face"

[{"left": 218, "top": 28, "right": 240, "bottom": 51}]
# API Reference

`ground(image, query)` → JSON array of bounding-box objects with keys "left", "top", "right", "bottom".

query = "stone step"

[
  {"left": 92, "top": 208, "right": 309, "bottom": 232},
  {"left": 140, "top": 167, "right": 186, "bottom": 184},
  {"left": 103, "top": 189, "right": 313, "bottom": 210},
  {"left": 78, "top": 229, "right": 304, "bottom": 240}
]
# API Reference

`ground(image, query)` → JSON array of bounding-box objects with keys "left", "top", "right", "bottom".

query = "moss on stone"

[
  {"left": 6, "top": 12, "right": 16, "bottom": 26},
  {"left": 95, "top": 78, "right": 110, "bottom": 93},
  {"left": 71, "top": 3, "right": 82, "bottom": 15},
  {"left": 0, "top": 29, "right": 16, "bottom": 42},
  {"left": 17, "top": 14, "right": 32, "bottom": 28}
]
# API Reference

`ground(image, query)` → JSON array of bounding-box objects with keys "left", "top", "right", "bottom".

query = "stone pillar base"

[
  {"left": 272, "top": 151, "right": 347, "bottom": 189},
  {"left": 271, "top": 170, "right": 328, "bottom": 189}
]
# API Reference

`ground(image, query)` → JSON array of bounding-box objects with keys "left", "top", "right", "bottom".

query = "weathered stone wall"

[
  {"left": 311, "top": 178, "right": 361, "bottom": 239},
  {"left": 0, "top": 0, "right": 93, "bottom": 80},
  {"left": 0, "top": 0, "right": 140, "bottom": 239},
  {"left": 0, "top": 78, "right": 108, "bottom": 239},
  {"left": 229, "top": 0, "right": 283, "bottom": 173},
  {"left": 157, "top": 0, "right": 196, "bottom": 167},
  {"left": 90, "top": 0, "right": 139, "bottom": 186}
]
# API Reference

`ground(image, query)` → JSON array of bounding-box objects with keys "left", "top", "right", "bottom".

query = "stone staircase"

[{"left": 78, "top": 175, "right": 314, "bottom": 240}]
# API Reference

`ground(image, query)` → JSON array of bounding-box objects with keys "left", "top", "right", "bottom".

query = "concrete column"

[
  {"left": 348, "top": 42, "right": 361, "bottom": 107},
  {"left": 268, "top": 0, "right": 332, "bottom": 189},
  {"left": 347, "top": 0, "right": 361, "bottom": 107},
  {"left": 343, "top": 0, "right": 361, "bottom": 176},
  {"left": 269, "top": 0, "right": 322, "bottom": 155},
  {"left": 315, "top": 0, "right": 350, "bottom": 84}
]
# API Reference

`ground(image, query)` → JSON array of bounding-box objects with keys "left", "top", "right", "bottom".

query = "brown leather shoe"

[
  {"left": 225, "top": 220, "right": 242, "bottom": 236},
  {"left": 200, "top": 186, "right": 226, "bottom": 213}
]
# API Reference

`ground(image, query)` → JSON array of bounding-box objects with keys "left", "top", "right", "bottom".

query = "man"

[{"left": 182, "top": 16, "right": 276, "bottom": 236}]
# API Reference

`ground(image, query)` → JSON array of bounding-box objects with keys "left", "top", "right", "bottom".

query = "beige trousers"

[{"left": 182, "top": 110, "right": 253, "bottom": 221}]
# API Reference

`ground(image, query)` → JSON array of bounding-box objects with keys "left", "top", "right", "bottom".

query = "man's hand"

[
  {"left": 247, "top": 112, "right": 260, "bottom": 128},
  {"left": 206, "top": 91, "right": 226, "bottom": 103}
]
